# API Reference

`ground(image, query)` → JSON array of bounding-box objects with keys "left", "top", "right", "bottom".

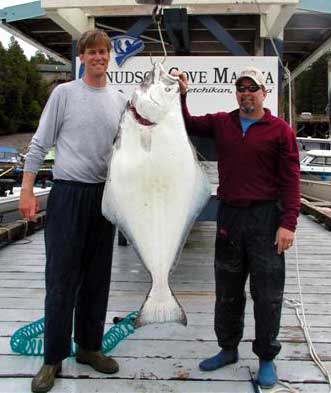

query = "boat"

[
  {"left": 297, "top": 137, "right": 331, "bottom": 162},
  {"left": 300, "top": 179, "right": 331, "bottom": 203},
  {"left": 37, "top": 148, "right": 54, "bottom": 184},
  {"left": 13, "top": 148, "right": 55, "bottom": 186},
  {"left": 0, "top": 146, "right": 23, "bottom": 178},
  {"left": 300, "top": 150, "right": 331, "bottom": 181},
  {"left": 297, "top": 137, "right": 331, "bottom": 152},
  {"left": 0, "top": 186, "right": 51, "bottom": 215},
  {"left": 300, "top": 149, "right": 331, "bottom": 202}
]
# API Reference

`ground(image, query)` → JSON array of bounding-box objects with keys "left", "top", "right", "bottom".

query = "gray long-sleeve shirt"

[{"left": 24, "top": 79, "right": 127, "bottom": 183}]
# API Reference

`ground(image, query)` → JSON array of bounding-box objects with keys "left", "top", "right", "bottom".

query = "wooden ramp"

[{"left": 0, "top": 214, "right": 330, "bottom": 392}]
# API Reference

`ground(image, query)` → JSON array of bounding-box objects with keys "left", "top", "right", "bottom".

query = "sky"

[{"left": 0, "top": 0, "right": 39, "bottom": 58}]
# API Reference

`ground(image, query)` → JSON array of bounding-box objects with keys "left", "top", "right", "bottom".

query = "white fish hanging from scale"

[{"left": 102, "top": 63, "right": 211, "bottom": 328}]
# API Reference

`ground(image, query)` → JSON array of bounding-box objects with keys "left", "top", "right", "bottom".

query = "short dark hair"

[{"left": 77, "top": 29, "right": 112, "bottom": 55}]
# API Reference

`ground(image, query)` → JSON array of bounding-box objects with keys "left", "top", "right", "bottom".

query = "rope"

[
  {"left": 10, "top": 311, "right": 138, "bottom": 356},
  {"left": 284, "top": 233, "right": 331, "bottom": 393},
  {"left": 249, "top": 368, "right": 299, "bottom": 393},
  {"left": 149, "top": 4, "right": 167, "bottom": 65},
  {"left": 255, "top": 381, "right": 299, "bottom": 393},
  {"left": 0, "top": 166, "right": 15, "bottom": 178}
]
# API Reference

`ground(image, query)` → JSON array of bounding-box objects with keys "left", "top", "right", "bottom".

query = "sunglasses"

[{"left": 236, "top": 85, "right": 261, "bottom": 93}]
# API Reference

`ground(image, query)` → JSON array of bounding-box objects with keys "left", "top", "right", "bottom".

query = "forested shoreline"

[{"left": 0, "top": 37, "right": 54, "bottom": 135}]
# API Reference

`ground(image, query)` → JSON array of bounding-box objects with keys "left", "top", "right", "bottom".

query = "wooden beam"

[
  {"left": 46, "top": 8, "right": 90, "bottom": 39},
  {"left": 126, "top": 16, "right": 153, "bottom": 37},
  {"left": 196, "top": 15, "right": 248, "bottom": 56},
  {"left": 41, "top": 0, "right": 298, "bottom": 9},
  {"left": 164, "top": 8, "right": 190, "bottom": 54},
  {"left": 289, "top": 36, "right": 331, "bottom": 82}
]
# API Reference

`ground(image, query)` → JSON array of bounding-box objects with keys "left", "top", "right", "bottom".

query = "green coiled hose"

[{"left": 10, "top": 311, "right": 137, "bottom": 356}]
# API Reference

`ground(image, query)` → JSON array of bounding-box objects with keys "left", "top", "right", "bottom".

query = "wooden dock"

[{"left": 0, "top": 214, "right": 330, "bottom": 392}]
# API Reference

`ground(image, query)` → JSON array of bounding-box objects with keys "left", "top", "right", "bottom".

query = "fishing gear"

[
  {"left": 10, "top": 311, "right": 137, "bottom": 356},
  {"left": 148, "top": 1, "right": 168, "bottom": 65}
]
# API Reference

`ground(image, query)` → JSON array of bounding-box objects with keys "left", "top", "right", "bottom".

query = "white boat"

[
  {"left": 297, "top": 137, "right": 331, "bottom": 152},
  {"left": 297, "top": 137, "right": 331, "bottom": 162},
  {"left": 0, "top": 186, "right": 51, "bottom": 215},
  {"left": 300, "top": 179, "right": 331, "bottom": 202},
  {"left": 300, "top": 150, "right": 331, "bottom": 181}
]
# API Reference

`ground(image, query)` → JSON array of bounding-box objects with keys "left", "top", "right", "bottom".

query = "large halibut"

[{"left": 102, "top": 63, "right": 211, "bottom": 328}]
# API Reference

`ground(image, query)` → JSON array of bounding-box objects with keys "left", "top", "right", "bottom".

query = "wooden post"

[
  {"left": 291, "top": 76, "right": 297, "bottom": 133},
  {"left": 328, "top": 59, "right": 331, "bottom": 138}
]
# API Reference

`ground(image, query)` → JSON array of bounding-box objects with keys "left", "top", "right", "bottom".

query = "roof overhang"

[{"left": 1, "top": 0, "right": 330, "bottom": 79}]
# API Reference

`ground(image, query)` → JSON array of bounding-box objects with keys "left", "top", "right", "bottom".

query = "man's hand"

[
  {"left": 170, "top": 70, "right": 188, "bottom": 95},
  {"left": 274, "top": 227, "right": 295, "bottom": 254},
  {"left": 19, "top": 189, "right": 40, "bottom": 222}
]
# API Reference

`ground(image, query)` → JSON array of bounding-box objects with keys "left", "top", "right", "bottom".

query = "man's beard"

[
  {"left": 240, "top": 97, "right": 255, "bottom": 113},
  {"left": 240, "top": 104, "right": 255, "bottom": 113}
]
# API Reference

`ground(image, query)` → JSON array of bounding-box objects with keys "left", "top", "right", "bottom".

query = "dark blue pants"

[
  {"left": 44, "top": 180, "right": 115, "bottom": 364},
  {"left": 214, "top": 201, "right": 285, "bottom": 360}
]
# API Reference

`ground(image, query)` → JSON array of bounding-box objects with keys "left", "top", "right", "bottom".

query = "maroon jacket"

[{"left": 181, "top": 96, "right": 300, "bottom": 232}]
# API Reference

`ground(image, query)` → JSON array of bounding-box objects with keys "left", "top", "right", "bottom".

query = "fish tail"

[{"left": 134, "top": 290, "right": 187, "bottom": 328}]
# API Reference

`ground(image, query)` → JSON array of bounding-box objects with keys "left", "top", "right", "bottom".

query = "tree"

[
  {"left": 30, "top": 50, "right": 63, "bottom": 65},
  {"left": 4, "top": 37, "right": 28, "bottom": 133},
  {"left": 0, "top": 37, "right": 50, "bottom": 134}
]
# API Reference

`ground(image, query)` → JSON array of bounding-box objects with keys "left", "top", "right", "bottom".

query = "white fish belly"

[
  {"left": 102, "top": 109, "right": 210, "bottom": 325},
  {"left": 104, "top": 111, "right": 209, "bottom": 269}
]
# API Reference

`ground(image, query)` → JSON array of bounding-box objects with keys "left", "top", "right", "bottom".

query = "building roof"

[{"left": 0, "top": 0, "right": 331, "bottom": 76}]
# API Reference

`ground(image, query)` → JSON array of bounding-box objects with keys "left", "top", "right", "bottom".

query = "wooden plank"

[
  {"left": 0, "top": 292, "right": 328, "bottom": 313},
  {"left": 0, "top": 378, "right": 257, "bottom": 393},
  {"left": 301, "top": 199, "right": 331, "bottom": 230},
  {"left": 2, "top": 269, "right": 331, "bottom": 280},
  {"left": 1, "top": 337, "right": 331, "bottom": 361},
  {"left": 1, "top": 310, "right": 331, "bottom": 329},
  {"left": 0, "top": 378, "right": 328, "bottom": 393},
  {"left": 0, "top": 295, "right": 330, "bottom": 314},
  {"left": 2, "top": 282, "right": 331, "bottom": 295},
  {"left": 2, "top": 321, "right": 331, "bottom": 344},
  {"left": 0, "top": 357, "right": 328, "bottom": 383}
]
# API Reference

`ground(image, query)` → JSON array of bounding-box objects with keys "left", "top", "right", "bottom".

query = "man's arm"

[
  {"left": 19, "top": 85, "right": 66, "bottom": 221},
  {"left": 171, "top": 70, "right": 215, "bottom": 138},
  {"left": 275, "top": 123, "right": 300, "bottom": 254}
]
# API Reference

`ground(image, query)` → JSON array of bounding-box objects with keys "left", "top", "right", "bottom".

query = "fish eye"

[{"left": 165, "top": 87, "right": 172, "bottom": 92}]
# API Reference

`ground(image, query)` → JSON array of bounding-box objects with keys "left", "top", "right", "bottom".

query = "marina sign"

[{"left": 76, "top": 56, "right": 278, "bottom": 115}]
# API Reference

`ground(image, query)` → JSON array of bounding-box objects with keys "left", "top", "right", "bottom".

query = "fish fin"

[{"left": 134, "top": 290, "right": 187, "bottom": 328}]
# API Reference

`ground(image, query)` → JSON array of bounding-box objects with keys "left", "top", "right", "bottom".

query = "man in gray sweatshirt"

[{"left": 19, "top": 30, "right": 127, "bottom": 393}]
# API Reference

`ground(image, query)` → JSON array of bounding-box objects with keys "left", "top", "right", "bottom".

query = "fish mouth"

[{"left": 130, "top": 104, "right": 156, "bottom": 126}]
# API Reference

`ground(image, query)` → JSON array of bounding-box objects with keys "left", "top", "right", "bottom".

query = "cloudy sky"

[{"left": 0, "top": 0, "right": 38, "bottom": 58}]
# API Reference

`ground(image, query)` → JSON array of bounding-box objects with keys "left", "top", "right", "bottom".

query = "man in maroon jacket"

[{"left": 173, "top": 66, "right": 300, "bottom": 388}]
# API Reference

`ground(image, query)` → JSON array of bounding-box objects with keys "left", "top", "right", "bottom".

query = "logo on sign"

[{"left": 111, "top": 35, "right": 144, "bottom": 67}]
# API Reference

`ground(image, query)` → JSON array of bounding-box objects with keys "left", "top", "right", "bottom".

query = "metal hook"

[{"left": 152, "top": 4, "right": 162, "bottom": 24}]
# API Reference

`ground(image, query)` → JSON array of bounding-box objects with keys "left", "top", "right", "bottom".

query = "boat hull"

[
  {"left": 300, "top": 179, "right": 331, "bottom": 202},
  {"left": 0, "top": 187, "right": 51, "bottom": 214}
]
